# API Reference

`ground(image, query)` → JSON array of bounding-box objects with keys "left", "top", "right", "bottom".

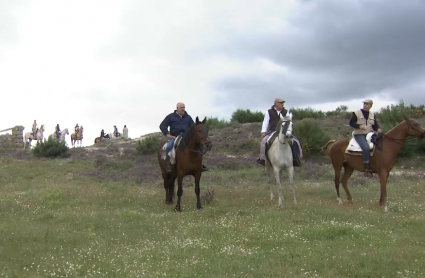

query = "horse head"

[
  {"left": 195, "top": 116, "right": 212, "bottom": 152},
  {"left": 277, "top": 115, "right": 294, "bottom": 144},
  {"left": 63, "top": 128, "right": 69, "bottom": 135},
  {"left": 404, "top": 116, "right": 425, "bottom": 138}
]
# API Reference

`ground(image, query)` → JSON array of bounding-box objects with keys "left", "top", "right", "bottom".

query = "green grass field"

[{"left": 1, "top": 152, "right": 425, "bottom": 277}]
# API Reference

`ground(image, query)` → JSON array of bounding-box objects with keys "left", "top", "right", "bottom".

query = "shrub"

[
  {"left": 291, "top": 107, "right": 326, "bottom": 120},
  {"left": 294, "top": 118, "right": 331, "bottom": 155},
  {"left": 136, "top": 136, "right": 161, "bottom": 154},
  {"left": 32, "top": 137, "right": 70, "bottom": 158},
  {"left": 206, "top": 117, "right": 234, "bottom": 129},
  {"left": 231, "top": 109, "right": 264, "bottom": 123},
  {"left": 377, "top": 100, "right": 425, "bottom": 157}
]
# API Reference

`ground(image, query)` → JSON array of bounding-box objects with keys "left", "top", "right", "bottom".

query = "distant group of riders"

[
  {"left": 29, "top": 120, "right": 128, "bottom": 143},
  {"left": 100, "top": 125, "right": 129, "bottom": 139}
]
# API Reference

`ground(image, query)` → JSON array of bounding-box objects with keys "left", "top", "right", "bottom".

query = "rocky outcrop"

[{"left": 0, "top": 126, "right": 25, "bottom": 148}]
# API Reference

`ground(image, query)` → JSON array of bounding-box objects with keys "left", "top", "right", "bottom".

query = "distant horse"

[
  {"left": 23, "top": 124, "right": 45, "bottom": 149},
  {"left": 107, "top": 133, "right": 120, "bottom": 140},
  {"left": 265, "top": 114, "right": 297, "bottom": 206},
  {"left": 71, "top": 126, "right": 84, "bottom": 147},
  {"left": 48, "top": 128, "right": 69, "bottom": 142},
  {"left": 157, "top": 117, "right": 212, "bottom": 211},
  {"left": 324, "top": 116, "right": 425, "bottom": 212}
]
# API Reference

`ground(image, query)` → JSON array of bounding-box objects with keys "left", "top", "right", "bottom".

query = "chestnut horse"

[
  {"left": 157, "top": 117, "right": 212, "bottom": 212},
  {"left": 324, "top": 116, "right": 425, "bottom": 212}
]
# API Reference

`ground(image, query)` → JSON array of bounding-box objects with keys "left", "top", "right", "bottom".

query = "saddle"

[
  {"left": 160, "top": 135, "right": 183, "bottom": 165},
  {"left": 264, "top": 132, "right": 305, "bottom": 167},
  {"left": 345, "top": 132, "right": 376, "bottom": 156}
]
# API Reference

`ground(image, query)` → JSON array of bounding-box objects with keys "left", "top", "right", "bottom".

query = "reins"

[
  {"left": 180, "top": 127, "right": 211, "bottom": 155},
  {"left": 382, "top": 120, "right": 425, "bottom": 145},
  {"left": 181, "top": 138, "right": 210, "bottom": 154}
]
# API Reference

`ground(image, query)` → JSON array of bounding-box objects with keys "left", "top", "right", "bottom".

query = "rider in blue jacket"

[{"left": 160, "top": 102, "right": 207, "bottom": 173}]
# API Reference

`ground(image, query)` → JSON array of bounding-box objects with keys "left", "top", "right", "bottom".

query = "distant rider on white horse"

[
  {"left": 113, "top": 125, "right": 120, "bottom": 137},
  {"left": 55, "top": 124, "right": 61, "bottom": 139},
  {"left": 32, "top": 120, "right": 38, "bottom": 138}
]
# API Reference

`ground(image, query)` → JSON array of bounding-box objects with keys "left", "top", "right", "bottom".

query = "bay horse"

[
  {"left": 71, "top": 126, "right": 84, "bottom": 147},
  {"left": 48, "top": 128, "right": 69, "bottom": 142},
  {"left": 324, "top": 116, "right": 425, "bottom": 212},
  {"left": 157, "top": 117, "right": 212, "bottom": 212},
  {"left": 265, "top": 114, "right": 297, "bottom": 206},
  {"left": 23, "top": 124, "right": 45, "bottom": 149}
]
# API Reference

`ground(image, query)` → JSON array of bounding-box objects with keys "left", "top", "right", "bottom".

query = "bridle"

[
  {"left": 181, "top": 138, "right": 211, "bottom": 154},
  {"left": 383, "top": 120, "right": 425, "bottom": 145},
  {"left": 277, "top": 120, "right": 293, "bottom": 144}
]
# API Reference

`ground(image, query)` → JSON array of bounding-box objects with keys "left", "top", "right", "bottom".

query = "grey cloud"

[{"left": 211, "top": 0, "right": 425, "bottom": 109}]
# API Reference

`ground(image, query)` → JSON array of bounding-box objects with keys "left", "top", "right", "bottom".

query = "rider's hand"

[
  {"left": 359, "top": 125, "right": 367, "bottom": 130},
  {"left": 377, "top": 128, "right": 383, "bottom": 134},
  {"left": 261, "top": 133, "right": 266, "bottom": 139},
  {"left": 167, "top": 134, "right": 175, "bottom": 139}
]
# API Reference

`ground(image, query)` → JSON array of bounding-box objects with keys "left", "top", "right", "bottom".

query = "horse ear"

[
  {"left": 196, "top": 116, "right": 200, "bottom": 124},
  {"left": 202, "top": 117, "right": 206, "bottom": 124},
  {"left": 404, "top": 115, "right": 410, "bottom": 121}
]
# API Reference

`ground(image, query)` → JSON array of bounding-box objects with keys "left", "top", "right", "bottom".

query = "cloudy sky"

[{"left": 1, "top": 0, "right": 424, "bottom": 146}]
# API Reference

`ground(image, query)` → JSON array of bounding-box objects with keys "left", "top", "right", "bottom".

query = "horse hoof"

[
  {"left": 174, "top": 207, "right": 182, "bottom": 212},
  {"left": 197, "top": 205, "right": 203, "bottom": 210}
]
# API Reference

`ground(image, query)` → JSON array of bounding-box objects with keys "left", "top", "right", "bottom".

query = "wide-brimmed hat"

[
  {"left": 363, "top": 99, "right": 373, "bottom": 105},
  {"left": 274, "top": 98, "right": 285, "bottom": 103}
]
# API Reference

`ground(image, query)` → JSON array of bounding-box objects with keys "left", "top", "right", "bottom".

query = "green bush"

[
  {"left": 291, "top": 107, "right": 326, "bottom": 120},
  {"left": 294, "top": 118, "right": 331, "bottom": 155},
  {"left": 32, "top": 137, "right": 70, "bottom": 158},
  {"left": 136, "top": 136, "right": 161, "bottom": 154},
  {"left": 377, "top": 100, "right": 425, "bottom": 157},
  {"left": 378, "top": 100, "right": 425, "bottom": 126},
  {"left": 206, "top": 117, "right": 234, "bottom": 129},
  {"left": 231, "top": 109, "right": 264, "bottom": 123}
]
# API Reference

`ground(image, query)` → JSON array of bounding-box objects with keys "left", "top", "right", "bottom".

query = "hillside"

[{"left": 2, "top": 116, "right": 425, "bottom": 277}]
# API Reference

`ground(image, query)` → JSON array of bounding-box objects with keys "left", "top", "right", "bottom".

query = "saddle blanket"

[
  {"left": 160, "top": 135, "right": 182, "bottom": 165},
  {"left": 345, "top": 137, "right": 374, "bottom": 156}
]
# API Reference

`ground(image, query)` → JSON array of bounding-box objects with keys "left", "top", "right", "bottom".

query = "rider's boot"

[{"left": 364, "top": 162, "right": 373, "bottom": 178}]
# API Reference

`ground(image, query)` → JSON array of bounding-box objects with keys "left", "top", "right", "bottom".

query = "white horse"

[
  {"left": 71, "top": 126, "right": 83, "bottom": 147},
  {"left": 107, "top": 133, "right": 121, "bottom": 140},
  {"left": 48, "top": 128, "right": 69, "bottom": 142},
  {"left": 23, "top": 124, "right": 45, "bottom": 149},
  {"left": 265, "top": 114, "right": 296, "bottom": 206}
]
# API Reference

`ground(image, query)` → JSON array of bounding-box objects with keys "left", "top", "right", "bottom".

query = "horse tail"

[{"left": 321, "top": 140, "right": 336, "bottom": 155}]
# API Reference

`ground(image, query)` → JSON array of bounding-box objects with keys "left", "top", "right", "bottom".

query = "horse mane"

[
  {"left": 275, "top": 119, "right": 284, "bottom": 132},
  {"left": 275, "top": 116, "right": 291, "bottom": 132},
  {"left": 178, "top": 123, "right": 196, "bottom": 151}
]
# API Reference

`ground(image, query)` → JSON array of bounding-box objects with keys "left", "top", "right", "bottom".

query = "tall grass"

[{"left": 1, "top": 155, "right": 425, "bottom": 277}]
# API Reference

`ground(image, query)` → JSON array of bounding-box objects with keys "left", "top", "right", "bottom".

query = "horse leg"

[
  {"left": 163, "top": 176, "right": 170, "bottom": 204},
  {"left": 273, "top": 166, "right": 284, "bottom": 206},
  {"left": 287, "top": 165, "right": 296, "bottom": 205},
  {"left": 174, "top": 175, "right": 184, "bottom": 212},
  {"left": 267, "top": 166, "right": 274, "bottom": 201},
  {"left": 341, "top": 163, "right": 354, "bottom": 203},
  {"left": 378, "top": 170, "right": 389, "bottom": 212},
  {"left": 194, "top": 173, "right": 202, "bottom": 209},
  {"left": 332, "top": 160, "right": 343, "bottom": 204},
  {"left": 169, "top": 176, "right": 176, "bottom": 203}
]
